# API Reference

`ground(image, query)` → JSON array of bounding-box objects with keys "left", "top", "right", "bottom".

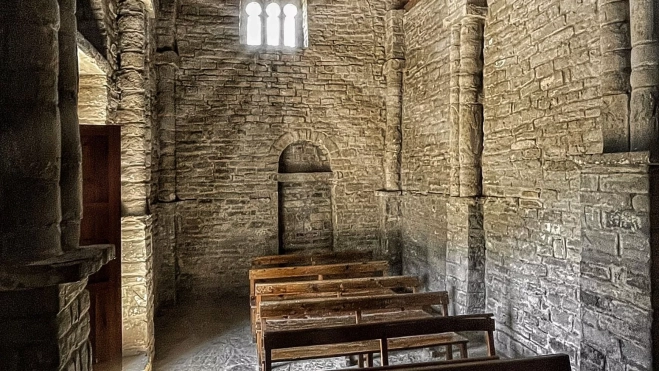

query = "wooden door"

[{"left": 80, "top": 125, "right": 122, "bottom": 365}]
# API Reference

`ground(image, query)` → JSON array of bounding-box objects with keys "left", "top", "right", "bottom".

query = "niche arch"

[{"left": 276, "top": 140, "right": 336, "bottom": 254}]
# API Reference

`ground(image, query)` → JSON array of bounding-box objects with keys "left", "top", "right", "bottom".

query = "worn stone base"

[{"left": 0, "top": 281, "right": 92, "bottom": 371}]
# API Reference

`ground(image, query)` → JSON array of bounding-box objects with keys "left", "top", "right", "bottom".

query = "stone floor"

[{"left": 153, "top": 295, "right": 489, "bottom": 371}]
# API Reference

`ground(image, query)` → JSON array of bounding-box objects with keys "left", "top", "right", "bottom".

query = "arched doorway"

[{"left": 277, "top": 141, "right": 334, "bottom": 254}]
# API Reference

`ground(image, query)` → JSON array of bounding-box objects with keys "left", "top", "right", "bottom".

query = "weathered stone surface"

[
  {"left": 0, "top": 281, "right": 93, "bottom": 371},
  {"left": 156, "top": 0, "right": 394, "bottom": 297},
  {"left": 0, "top": 0, "right": 63, "bottom": 263}
]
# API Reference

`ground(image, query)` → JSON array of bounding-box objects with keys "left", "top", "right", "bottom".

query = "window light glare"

[
  {"left": 246, "top": 2, "right": 262, "bottom": 46},
  {"left": 283, "top": 4, "right": 298, "bottom": 47},
  {"left": 266, "top": 3, "right": 281, "bottom": 46}
]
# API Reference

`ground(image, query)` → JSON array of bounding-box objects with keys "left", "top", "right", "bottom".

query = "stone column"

[
  {"left": 383, "top": 10, "right": 405, "bottom": 191},
  {"left": 0, "top": 0, "right": 63, "bottom": 262},
  {"left": 600, "top": 0, "right": 632, "bottom": 152},
  {"left": 458, "top": 16, "right": 484, "bottom": 197},
  {"left": 629, "top": 0, "right": 659, "bottom": 152},
  {"left": 117, "top": 0, "right": 156, "bottom": 361},
  {"left": 156, "top": 51, "right": 180, "bottom": 202},
  {"left": 449, "top": 24, "right": 461, "bottom": 197},
  {"left": 59, "top": 0, "right": 83, "bottom": 252}
]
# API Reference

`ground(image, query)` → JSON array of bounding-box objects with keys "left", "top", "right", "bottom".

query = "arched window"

[
  {"left": 245, "top": 2, "right": 262, "bottom": 46},
  {"left": 241, "top": 1, "right": 307, "bottom": 48},
  {"left": 266, "top": 3, "right": 281, "bottom": 46},
  {"left": 283, "top": 4, "right": 297, "bottom": 48}
]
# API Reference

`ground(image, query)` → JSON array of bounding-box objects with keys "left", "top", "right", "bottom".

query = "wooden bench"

[
  {"left": 257, "top": 292, "right": 471, "bottom": 369},
  {"left": 260, "top": 313, "right": 497, "bottom": 371},
  {"left": 253, "top": 275, "right": 422, "bottom": 335},
  {"left": 249, "top": 260, "right": 390, "bottom": 337},
  {"left": 335, "top": 354, "right": 571, "bottom": 371},
  {"left": 251, "top": 250, "right": 374, "bottom": 268}
]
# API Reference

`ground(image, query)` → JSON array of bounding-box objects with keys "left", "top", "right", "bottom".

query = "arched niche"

[{"left": 277, "top": 141, "right": 334, "bottom": 254}]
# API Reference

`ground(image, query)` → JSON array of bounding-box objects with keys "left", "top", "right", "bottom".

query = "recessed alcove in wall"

[{"left": 277, "top": 141, "right": 334, "bottom": 254}]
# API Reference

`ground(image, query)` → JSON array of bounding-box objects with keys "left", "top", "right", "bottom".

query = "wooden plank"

[
  {"left": 333, "top": 354, "right": 571, "bottom": 371},
  {"left": 272, "top": 332, "right": 468, "bottom": 361},
  {"left": 260, "top": 292, "right": 449, "bottom": 318},
  {"left": 332, "top": 357, "right": 501, "bottom": 371},
  {"left": 255, "top": 275, "right": 420, "bottom": 296},
  {"left": 251, "top": 250, "right": 373, "bottom": 268},
  {"left": 263, "top": 313, "right": 495, "bottom": 350},
  {"left": 249, "top": 261, "right": 389, "bottom": 280},
  {"left": 263, "top": 309, "right": 433, "bottom": 332}
]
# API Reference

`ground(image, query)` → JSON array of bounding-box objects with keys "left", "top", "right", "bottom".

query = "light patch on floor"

[{"left": 154, "top": 295, "right": 487, "bottom": 371}]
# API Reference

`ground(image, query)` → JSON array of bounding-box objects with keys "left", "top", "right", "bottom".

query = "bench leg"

[
  {"left": 367, "top": 353, "right": 374, "bottom": 367},
  {"left": 358, "top": 354, "right": 365, "bottom": 368},
  {"left": 459, "top": 343, "right": 468, "bottom": 358},
  {"left": 446, "top": 344, "right": 453, "bottom": 360}
]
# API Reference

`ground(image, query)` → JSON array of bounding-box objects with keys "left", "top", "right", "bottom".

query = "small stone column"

[
  {"left": 449, "top": 24, "right": 462, "bottom": 197},
  {"left": 383, "top": 9, "right": 405, "bottom": 191},
  {"left": 156, "top": 51, "right": 180, "bottom": 203},
  {"left": 458, "top": 16, "right": 484, "bottom": 197},
  {"left": 629, "top": 0, "right": 659, "bottom": 152},
  {"left": 599, "top": 0, "right": 632, "bottom": 152},
  {"left": 0, "top": 0, "right": 64, "bottom": 262},
  {"left": 59, "top": 0, "right": 83, "bottom": 252}
]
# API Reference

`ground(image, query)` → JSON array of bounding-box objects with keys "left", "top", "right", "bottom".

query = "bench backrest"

[
  {"left": 262, "top": 314, "right": 498, "bottom": 370},
  {"left": 259, "top": 291, "right": 449, "bottom": 318},
  {"left": 255, "top": 275, "right": 421, "bottom": 297},
  {"left": 345, "top": 354, "right": 571, "bottom": 371},
  {"left": 249, "top": 261, "right": 389, "bottom": 297},
  {"left": 251, "top": 250, "right": 374, "bottom": 268}
]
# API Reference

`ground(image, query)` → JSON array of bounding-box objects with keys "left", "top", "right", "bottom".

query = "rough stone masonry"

[{"left": 151, "top": 0, "right": 657, "bottom": 370}]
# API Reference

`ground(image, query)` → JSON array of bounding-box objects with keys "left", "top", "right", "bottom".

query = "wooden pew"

[
  {"left": 257, "top": 292, "right": 473, "bottom": 369},
  {"left": 331, "top": 354, "right": 570, "bottom": 371},
  {"left": 253, "top": 275, "right": 421, "bottom": 337},
  {"left": 251, "top": 250, "right": 374, "bottom": 268},
  {"left": 335, "top": 354, "right": 571, "bottom": 371},
  {"left": 249, "top": 260, "right": 390, "bottom": 337}
]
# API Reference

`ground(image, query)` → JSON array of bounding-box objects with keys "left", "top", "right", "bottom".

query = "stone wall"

[
  {"left": 155, "top": 0, "right": 403, "bottom": 297},
  {"left": 482, "top": 0, "right": 600, "bottom": 366},
  {"left": 399, "top": 0, "right": 451, "bottom": 297},
  {"left": 578, "top": 153, "right": 652, "bottom": 371},
  {"left": 399, "top": 0, "right": 655, "bottom": 369}
]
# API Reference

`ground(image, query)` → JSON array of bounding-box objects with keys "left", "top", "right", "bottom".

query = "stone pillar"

[
  {"left": 59, "top": 0, "right": 83, "bottom": 252},
  {"left": 0, "top": 0, "right": 63, "bottom": 262},
  {"left": 449, "top": 24, "right": 462, "bottom": 197},
  {"left": 117, "top": 0, "right": 156, "bottom": 362},
  {"left": 383, "top": 10, "right": 405, "bottom": 191},
  {"left": 600, "top": 0, "right": 632, "bottom": 152},
  {"left": 458, "top": 16, "right": 484, "bottom": 197},
  {"left": 629, "top": 0, "right": 659, "bottom": 152}
]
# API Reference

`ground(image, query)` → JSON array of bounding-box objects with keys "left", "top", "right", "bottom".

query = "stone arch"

[{"left": 270, "top": 130, "right": 340, "bottom": 169}]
